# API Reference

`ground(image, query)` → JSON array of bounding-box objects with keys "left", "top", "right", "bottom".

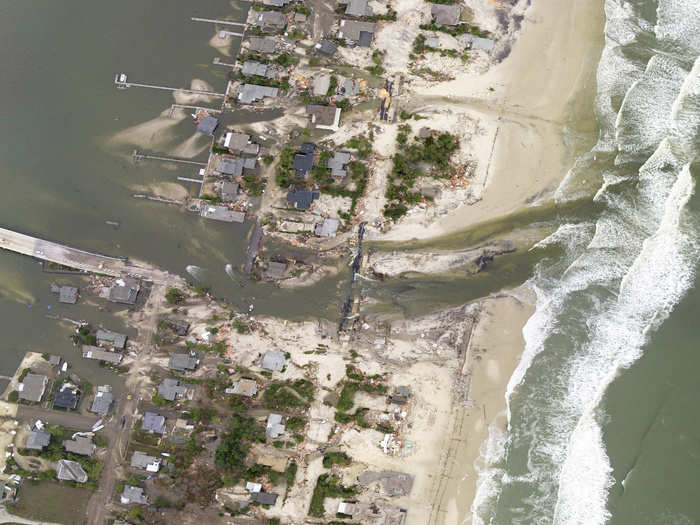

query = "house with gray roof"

[
  {"left": 226, "top": 378, "right": 258, "bottom": 397},
  {"left": 200, "top": 205, "right": 246, "bottom": 223},
  {"left": 63, "top": 435, "right": 95, "bottom": 456},
  {"left": 306, "top": 105, "right": 341, "bottom": 131},
  {"left": 458, "top": 33, "right": 495, "bottom": 51},
  {"left": 53, "top": 383, "right": 79, "bottom": 410},
  {"left": 18, "top": 373, "right": 48, "bottom": 403},
  {"left": 263, "top": 0, "right": 292, "bottom": 6},
  {"left": 221, "top": 181, "right": 239, "bottom": 202},
  {"left": 158, "top": 378, "right": 189, "bottom": 401},
  {"left": 328, "top": 151, "right": 351, "bottom": 178},
  {"left": 313, "top": 74, "right": 331, "bottom": 96},
  {"left": 96, "top": 329, "right": 127, "bottom": 349},
  {"left": 338, "top": 20, "right": 376, "bottom": 44},
  {"left": 286, "top": 190, "right": 319, "bottom": 210},
  {"left": 431, "top": 4, "right": 461, "bottom": 26},
  {"left": 82, "top": 345, "right": 123, "bottom": 364},
  {"left": 130, "top": 451, "right": 161, "bottom": 472},
  {"left": 238, "top": 84, "right": 279, "bottom": 104},
  {"left": 121, "top": 485, "right": 148, "bottom": 505},
  {"left": 90, "top": 390, "right": 114, "bottom": 415},
  {"left": 266, "top": 413, "right": 285, "bottom": 438},
  {"left": 216, "top": 156, "right": 256, "bottom": 177},
  {"left": 345, "top": 0, "right": 369, "bottom": 17},
  {"left": 260, "top": 349, "right": 287, "bottom": 372},
  {"left": 109, "top": 278, "right": 140, "bottom": 305},
  {"left": 196, "top": 116, "right": 219, "bottom": 136},
  {"left": 315, "top": 217, "right": 340, "bottom": 238},
  {"left": 242, "top": 60, "right": 270, "bottom": 77},
  {"left": 142, "top": 412, "right": 166, "bottom": 434},
  {"left": 315, "top": 39, "right": 338, "bottom": 56},
  {"left": 51, "top": 284, "right": 78, "bottom": 304},
  {"left": 249, "top": 36, "right": 277, "bottom": 54},
  {"left": 255, "top": 11, "right": 286, "bottom": 31},
  {"left": 168, "top": 354, "right": 198, "bottom": 372},
  {"left": 224, "top": 132, "right": 259, "bottom": 155},
  {"left": 57, "top": 459, "right": 88, "bottom": 483},
  {"left": 251, "top": 491, "right": 278, "bottom": 505},
  {"left": 26, "top": 428, "right": 51, "bottom": 450}
]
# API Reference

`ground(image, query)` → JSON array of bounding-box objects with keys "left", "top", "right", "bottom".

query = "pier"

[
  {"left": 132, "top": 149, "right": 207, "bottom": 166},
  {"left": 168, "top": 103, "right": 222, "bottom": 117},
  {"left": 190, "top": 17, "right": 246, "bottom": 27},
  {"left": 0, "top": 227, "right": 183, "bottom": 285},
  {"left": 212, "top": 57, "right": 236, "bottom": 68},
  {"left": 114, "top": 74, "right": 225, "bottom": 97}
]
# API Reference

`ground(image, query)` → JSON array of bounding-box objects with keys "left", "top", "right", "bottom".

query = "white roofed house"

[
  {"left": 266, "top": 413, "right": 285, "bottom": 438},
  {"left": 130, "top": 451, "right": 161, "bottom": 472}
]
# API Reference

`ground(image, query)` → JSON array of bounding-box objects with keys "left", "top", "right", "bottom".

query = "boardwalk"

[{"left": 0, "top": 227, "right": 185, "bottom": 286}]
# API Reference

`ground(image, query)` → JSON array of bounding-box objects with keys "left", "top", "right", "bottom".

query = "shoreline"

[
  {"left": 374, "top": 0, "right": 605, "bottom": 242},
  {"left": 423, "top": 1, "right": 607, "bottom": 523}
]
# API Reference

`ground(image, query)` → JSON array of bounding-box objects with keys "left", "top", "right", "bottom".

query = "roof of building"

[
  {"left": 196, "top": 116, "right": 219, "bottom": 136},
  {"left": 431, "top": 4, "right": 461, "bottom": 26},
  {"left": 109, "top": 278, "right": 140, "bottom": 304},
  {"left": 238, "top": 84, "right": 279, "bottom": 104},
  {"left": 57, "top": 459, "right": 88, "bottom": 483},
  {"left": 26, "top": 428, "right": 51, "bottom": 450},
  {"left": 316, "top": 39, "right": 338, "bottom": 56},
  {"left": 224, "top": 132, "right": 252, "bottom": 153},
  {"left": 328, "top": 151, "right": 351, "bottom": 178},
  {"left": 425, "top": 36, "right": 440, "bottom": 48},
  {"left": 345, "top": 0, "right": 369, "bottom": 17},
  {"left": 96, "top": 329, "right": 127, "bottom": 349},
  {"left": 256, "top": 11, "right": 286, "bottom": 29},
  {"left": 264, "top": 261, "right": 287, "bottom": 279},
  {"left": 293, "top": 152, "right": 314, "bottom": 177},
  {"left": 306, "top": 105, "right": 341, "bottom": 130},
  {"left": 338, "top": 502, "right": 358, "bottom": 516},
  {"left": 217, "top": 157, "right": 246, "bottom": 176},
  {"left": 63, "top": 435, "right": 95, "bottom": 456},
  {"left": 315, "top": 217, "right": 340, "bottom": 238},
  {"left": 338, "top": 20, "right": 376, "bottom": 42},
  {"left": 227, "top": 378, "right": 258, "bottom": 397},
  {"left": 343, "top": 78, "right": 360, "bottom": 97},
  {"left": 242, "top": 60, "right": 269, "bottom": 77},
  {"left": 19, "top": 373, "right": 47, "bottom": 402},
  {"left": 53, "top": 384, "right": 79, "bottom": 409},
  {"left": 264, "top": 0, "right": 292, "bottom": 6},
  {"left": 130, "top": 451, "right": 160, "bottom": 471},
  {"left": 249, "top": 36, "right": 277, "bottom": 54},
  {"left": 458, "top": 33, "right": 495, "bottom": 51},
  {"left": 294, "top": 12, "right": 307, "bottom": 22},
  {"left": 90, "top": 390, "right": 114, "bottom": 415},
  {"left": 266, "top": 413, "right": 286, "bottom": 438},
  {"left": 260, "top": 349, "right": 287, "bottom": 371},
  {"left": 358, "top": 30, "right": 373, "bottom": 47},
  {"left": 121, "top": 485, "right": 148, "bottom": 505},
  {"left": 142, "top": 412, "right": 166, "bottom": 434},
  {"left": 49, "top": 355, "right": 62, "bottom": 366},
  {"left": 246, "top": 481, "right": 262, "bottom": 492},
  {"left": 286, "top": 190, "right": 320, "bottom": 210},
  {"left": 82, "top": 345, "right": 123, "bottom": 364},
  {"left": 221, "top": 181, "right": 239, "bottom": 202},
  {"left": 51, "top": 284, "right": 78, "bottom": 304},
  {"left": 251, "top": 492, "right": 279, "bottom": 505},
  {"left": 168, "top": 354, "right": 197, "bottom": 371},
  {"left": 200, "top": 205, "right": 246, "bottom": 223},
  {"left": 313, "top": 74, "right": 331, "bottom": 96},
  {"left": 158, "top": 378, "right": 189, "bottom": 401}
]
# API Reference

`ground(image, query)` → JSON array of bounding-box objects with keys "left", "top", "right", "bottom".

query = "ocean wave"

[{"left": 470, "top": 0, "right": 700, "bottom": 522}]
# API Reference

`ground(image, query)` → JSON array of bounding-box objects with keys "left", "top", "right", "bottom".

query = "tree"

[{"left": 165, "top": 287, "right": 185, "bottom": 304}]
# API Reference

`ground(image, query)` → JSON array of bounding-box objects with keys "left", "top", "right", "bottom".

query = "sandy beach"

[{"left": 378, "top": 0, "right": 605, "bottom": 241}]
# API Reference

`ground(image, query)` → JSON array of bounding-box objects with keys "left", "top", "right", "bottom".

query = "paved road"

[
  {"left": 17, "top": 406, "right": 99, "bottom": 432},
  {"left": 0, "top": 227, "right": 184, "bottom": 285},
  {"left": 85, "top": 284, "right": 168, "bottom": 525}
]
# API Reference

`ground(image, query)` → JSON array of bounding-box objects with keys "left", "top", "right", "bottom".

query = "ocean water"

[{"left": 472, "top": 0, "right": 700, "bottom": 524}]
